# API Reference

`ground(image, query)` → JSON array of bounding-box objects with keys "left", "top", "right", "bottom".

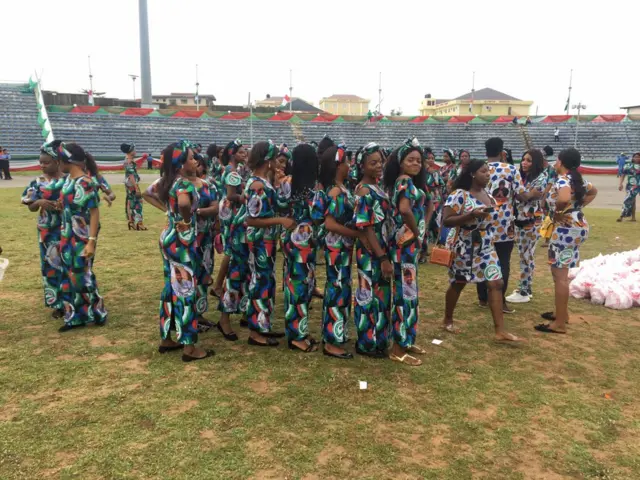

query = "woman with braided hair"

[
  {"left": 121, "top": 143, "right": 146, "bottom": 230},
  {"left": 57, "top": 142, "right": 108, "bottom": 332}
]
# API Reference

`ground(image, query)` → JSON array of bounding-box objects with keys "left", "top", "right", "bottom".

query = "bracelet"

[
  {"left": 88, "top": 236, "right": 97, "bottom": 241},
  {"left": 376, "top": 252, "right": 387, "bottom": 261}
]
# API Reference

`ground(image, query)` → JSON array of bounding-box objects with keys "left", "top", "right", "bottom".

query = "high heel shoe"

[
  {"left": 287, "top": 339, "right": 317, "bottom": 353},
  {"left": 136, "top": 223, "right": 148, "bottom": 231},
  {"left": 158, "top": 344, "right": 183, "bottom": 354},
  {"left": 127, "top": 222, "right": 135, "bottom": 231}
]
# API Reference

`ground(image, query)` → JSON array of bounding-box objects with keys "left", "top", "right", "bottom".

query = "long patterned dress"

[
  {"left": 59, "top": 175, "right": 108, "bottom": 326},
  {"left": 352, "top": 184, "right": 393, "bottom": 352},
  {"left": 245, "top": 176, "right": 279, "bottom": 333},
  {"left": 159, "top": 177, "right": 199, "bottom": 344},
  {"left": 194, "top": 179, "right": 218, "bottom": 316},
  {"left": 124, "top": 159, "right": 144, "bottom": 226},
  {"left": 620, "top": 163, "right": 640, "bottom": 218},
  {"left": 320, "top": 185, "right": 355, "bottom": 346},
  {"left": 444, "top": 189, "right": 501, "bottom": 284},
  {"left": 425, "top": 169, "right": 446, "bottom": 245},
  {"left": 513, "top": 172, "right": 548, "bottom": 295},
  {"left": 547, "top": 175, "right": 593, "bottom": 269},
  {"left": 390, "top": 177, "right": 427, "bottom": 348},
  {"left": 279, "top": 184, "right": 324, "bottom": 341},
  {"left": 218, "top": 165, "right": 249, "bottom": 314},
  {"left": 21, "top": 175, "right": 65, "bottom": 311}
]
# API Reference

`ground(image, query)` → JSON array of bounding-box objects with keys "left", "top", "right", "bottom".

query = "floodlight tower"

[{"left": 139, "top": 0, "right": 153, "bottom": 107}]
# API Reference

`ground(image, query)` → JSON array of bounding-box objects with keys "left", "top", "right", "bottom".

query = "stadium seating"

[{"left": 0, "top": 84, "right": 42, "bottom": 152}]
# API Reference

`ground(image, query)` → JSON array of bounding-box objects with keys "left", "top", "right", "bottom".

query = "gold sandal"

[
  {"left": 407, "top": 345, "right": 427, "bottom": 355},
  {"left": 442, "top": 324, "right": 461, "bottom": 334},
  {"left": 389, "top": 353, "right": 422, "bottom": 366}
]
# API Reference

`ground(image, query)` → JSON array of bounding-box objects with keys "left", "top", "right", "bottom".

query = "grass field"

[{"left": 1, "top": 184, "right": 639, "bottom": 480}]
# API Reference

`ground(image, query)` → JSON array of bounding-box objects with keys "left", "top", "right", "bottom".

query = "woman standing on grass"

[
  {"left": 154, "top": 140, "right": 212, "bottom": 361},
  {"left": 506, "top": 150, "right": 548, "bottom": 304},
  {"left": 21, "top": 140, "right": 65, "bottom": 319},
  {"left": 57, "top": 143, "right": 108, "bottom": 332},
  {"left": 121, "top": 143, "right": 146, "bottom": 231},
  {"left": 352, "top": 142, "right": 394, "bottom": 358},
  {"left": 617, "top": 152, "right": 640, "bottom": 222},
  {"left": 536, "top": 148, "right": 598, "bottom": 334},
  {"left": 439, "top": 148, "right": 456, "bottom": 184},
  {"left": 244, "top": 141, "right": 294, "bottom": 347},
  {"left": 422, "top": 150, "right": 445, "bottom": 262},
  {"left": 441, "top": 159, "right": 522, "bottom": 343},
  {"left": 317, "top": 144, "right": 360, "bottom": 359},
  {"left": 447, "top": 149, "right": 471, "bottom": 191},
  {"left": 278, "top": 143, "right": 324, "bottom": 353},
  {"left": 385, "top": 139, "right": 433, "bottom": 366}
]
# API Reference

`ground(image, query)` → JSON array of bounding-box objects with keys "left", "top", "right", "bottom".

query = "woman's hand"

[
  {"left": 618, "top": 184, "right": 624, "bottom": 192},
  {"left": 39, "top": 199, "right": 61, "bottom": 211},
  {"left": 357, "top": 231, "right": 372, "bottom": 251},
  {"left": 280, "top": 217, "right": 297, "bottom": 231},
  {"left": 135, "top": 190, "right": 143, "bottom": 199},
  {"left": 102, "top": 195, "right": 113, "bottom": 207},
  {"left": 381, "top": 258, "right": 393, "bottom": 280},
  {"left": 81, "top": 240, "right": 96, "bottom": 258},
  {"left": 471, "top": 208, "right": 491, "bottom": 219}
]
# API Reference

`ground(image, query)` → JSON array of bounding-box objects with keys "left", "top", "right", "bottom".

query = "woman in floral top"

[
  {"left": 536, "top": 148, "right": 597, "bottom": 335},
  {"left": 121, "top": 143, "right": 146, "bottom": 230},
  {"left": 21, "top": 140, "right": 65, "bottom": 319},
  {"left": 317, "top": 144, "right": 362, "bottom": 359},
  {"left": 442, "top": 159, "right": 523, "bottom": 343},
  {"left": 352, "top": 142, "right": 394, "bottom": 358},
  {"left": 384, "top": 138, "right": 434, "bottom": 366},
  {"left": 244, "top": 141, "right": 295, "bottom": 347},
  {"left": 56, "top": 143, "right": 108, "bottom": 332},
  {"left": 617, "top": 152, "right": 640, "bottom": 222}
]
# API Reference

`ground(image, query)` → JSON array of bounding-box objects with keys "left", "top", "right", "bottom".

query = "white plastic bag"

[
  {"left": 0, "top": 258, "right": 8, "bottom": 282},
  {"left": 604, "top": 283, "right": 633, "bottom": 310}
]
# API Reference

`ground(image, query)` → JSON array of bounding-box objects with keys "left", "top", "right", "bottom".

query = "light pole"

[
  {"left": 129, "top": 74, "right": 139, "bottom": 102},
  {"left": 572, "top": 102, "right": 587, "bottom": 148}
]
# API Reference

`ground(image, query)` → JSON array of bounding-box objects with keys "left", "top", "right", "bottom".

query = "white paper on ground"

[
  {"left": 432, "top": 339, "right": 443, "bottom": 345},
  {"left": 359, "top": 381, "right": 367, "bottom": 390}
]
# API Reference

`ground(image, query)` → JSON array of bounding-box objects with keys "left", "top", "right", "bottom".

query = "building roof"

[
  {"left": 153, "top": 93, "right": 217, "bottom": 99},
  {"left": 453, "top": 87, "right": 521, "bottom": 102},
  {"left": 282, "top": 98, "right": 323, "bottom": 113},
  {"left": 621, "top": 105, "right": 640, "bottom": 109},
  {"left": 322, "top": 94, "right": 369, "bottom": 102}
]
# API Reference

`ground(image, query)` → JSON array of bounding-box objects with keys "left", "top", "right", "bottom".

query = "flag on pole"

[
  {"left": 87, "top": 89, "right": 94, "bottom": 106},
  {"left": 280, "top": 95, "right": 291, "bottom": 107},
  {"left": 195, "top": 86, "right": 199, "bottom": 105},
  {"left": 564, "top": 97, "right": 570, "bottom": 113}
]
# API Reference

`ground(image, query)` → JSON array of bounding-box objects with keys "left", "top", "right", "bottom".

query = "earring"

[{"left": 472, "top": 175, "right": 476, "bottom": 179}]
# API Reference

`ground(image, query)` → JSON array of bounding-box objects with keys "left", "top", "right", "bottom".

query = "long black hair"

[
  {"left": 558, "top": 148, "right": 586, "bottom": 206},
  {"left": 383, "top": 147, "right": 427, "bottom": 193},
  {"left": 291, "top": 143, "right": 318, "bottom": 198},
  {"left": 319, "top": 145, "right": 338, "bottom": 189},
  {"left": 317, "top": 135, "right": 335, "bottom": 157},
  {"left": 206, "top": 143, "right": 217, "bottom": 162},
  {"left": 157, "top": 143, "right": 180, "bottom": 203},
  {"left": 520, "top": 149, "right": 544, "bottom": 183},
  {"left": 453, "top": 159, "right": 487, "bottom": 191},
  {"left": 248, "top": 141, "right": 272, "bottom": 170},
  {"left": 64, "top": 143, "right": 99, "bottom": 178},
  {"left": 84, "top": 151, "right": 100, "bottom": 178}
]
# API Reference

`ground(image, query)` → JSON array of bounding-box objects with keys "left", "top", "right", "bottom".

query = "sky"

[{"left": 2, "top": 0, "right": 638, "bottom": 115}]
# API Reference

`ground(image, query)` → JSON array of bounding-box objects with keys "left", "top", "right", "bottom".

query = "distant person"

[
  {"left": 512, "top": 116, "right": 518, "bottom": 125},
  {"left": 554, "top": 127, "right": 560, "bottom": 142},
  {"left": 525, "top": 116, "right": 532, "bottom": 125},
  {"left": 616, "top": 152, "right": 629, "bottom": 177},
  {"left": 146, "top": 153, "right": 154, "bottom": 170},
  {"left": 0, "top": 147, "right": 12, "bottom": 180},
  {"left": 617, "top": 152, "right": 640, "bottom": 222}
]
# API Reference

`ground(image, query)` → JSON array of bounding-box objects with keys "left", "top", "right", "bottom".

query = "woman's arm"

[
  {"left": 177, "top": 193, "right": 192, "bottom": 223},
  {"left": 142, "top": 191, "right": 166, "bottom": 212},
  {"left": 325, "top": 215, "right": 360, "bottom": 239},
  {"left": 82, "top": 207, "right": 100, "bottom": 257},
  {"left": 226, "top": 184, "right": 244, "bottom": 204},
  {"left": 424, "top": 198, "right": 435, "bottom": 228},
  {"left": 583, "top": 185, "right": 598, "bottom": 207},
  {"left": 398, "top": 197, "right": 420, "bottom": 239},
  {"left": 442, "top": 206, "right": 481, "bottom": 227}
]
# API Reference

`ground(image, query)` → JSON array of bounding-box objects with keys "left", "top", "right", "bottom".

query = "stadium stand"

[{"left": 0, "top": 84, "right": 42, "bottom": 153}]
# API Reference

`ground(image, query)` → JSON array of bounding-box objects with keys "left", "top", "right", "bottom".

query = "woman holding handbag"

[{"left": 441, "top": 159, "right": 523, "bottom": 343}]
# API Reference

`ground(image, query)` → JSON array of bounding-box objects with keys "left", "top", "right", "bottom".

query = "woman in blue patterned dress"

[
  {"left": 278, "top": 143, "right": 324, "bottom": 353},
  {"left": 153, "top": 140, "right": 213, "bottom": 361},
  {"left": 21, "top": 140, "right": 65, "bottom": 319},
  {"left": 617, "top": 152, "right": 640, "bottom": 222},
  {"left": 441, "top": 159, "right": 523, "bottom": 343},
  {"left": 536, "top": 148, "right": 598, "bottom": 334},
  {"left": 316, "top": 144, "right": 363, "bottom": 359},
  {"left": 121, "top": 143, "right": 146, "bottom": 230},
  {"left": 384, "top": 138, "right": 434, "bottom": 366},
  {"left": 56, "top": 143, "right": 108, "bottom": 332},
  {"left": 352, "top": 142, "right": 394, "bottom": 358}
]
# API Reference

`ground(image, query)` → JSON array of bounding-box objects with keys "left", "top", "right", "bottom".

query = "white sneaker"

[{"left": 506, "top": 291, "right": 531, "bottom": 304}]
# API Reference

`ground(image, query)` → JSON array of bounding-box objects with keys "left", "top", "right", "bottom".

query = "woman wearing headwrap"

[
  {"left": 121, "top": 142, "right": 146, "bottom": 230},
  {"left": 216, "top": 139, "right": 250, "bottom": 335},
  {"left": 439, "top": 148, "right": 456, "bottom": 183},
  {"left": 422, "top": 148, "right": 445, "bottom": 262},
  {"left": 57, "top": 142, "right": 108, "bottom": 332},
  {"left": 152, "top": 140, "right": 212, "bottom": 361},
  {"left": 316, "top": 143, "right": 360, "bottom": 359},
  {"left": 447, "top": 149, "right": 471, "bottom": 191},
  {"left": 384, "top": 138, "right": 433, "bottom": 366},
  {"left": 278, "top": 143, "right": 324, "bottom": 352},
  {"left": 205, "top": 143, "right": 224, "bottom": 193},
  {"left": 243, "top": 141, "right": 294, "bottom": 347},
  {"left": 352, "top": 142, "right": 393, "bottom": 358},
  {"left": 21, "top": 140, "right": 65, "bottom": 319}
]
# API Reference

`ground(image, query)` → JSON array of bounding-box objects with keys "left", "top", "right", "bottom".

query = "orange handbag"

[{"left": 429, "top": 227, "right": 458, "bottom": 268}]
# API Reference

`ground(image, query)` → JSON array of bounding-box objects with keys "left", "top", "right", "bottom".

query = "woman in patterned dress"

[
  {"left": 439, "top": 148, "right": 456, "bottom": 184},
  {"left": 506, "top": 150, "right": 549, "bottom": 304},
  {"left": 216, "top": 140, "right": 250, "bottom": 335},
  {"left": 617, "top": 152, "right": 640, "bottom": 222},
  {"left": 422, "top": 151, "right": 446, "bottom": 262},
  {"left": 352, "top": 142, "right": 394, "bottom": 358},
  {"left": 56, "top": 143, "right": 108, "bottom": 332},
  {"left": 205, "top": 143, "right": 224, "bottom": 193},
  {"left": 121, "top": 143, "right": 146, "bottom": 230},
  {"left": 385, "top": 138, "right": 434, "bottom": 366},
  {"left": 441, "top": 159, "right": 523, "bottom": 343},
  {"left": 447, "top": 149, "right": 471, "bottom": 192},
  {"left": 278, "top": 143, "right": 324, "bottom": 353},
  {"left": 316, "top": 144, "right": 362, "bottom": 359},
  {"left": 21, "top": 140, "right": 65, "bottom": 319},
  {"left": 154, "top": 140, "right": 213, "bottom": 361},
  {"left": 536, "top": 148, "right": 598, "bottom": 334},
  {"left": 244, "top": 141, "right": 295, "bottom": 347}
]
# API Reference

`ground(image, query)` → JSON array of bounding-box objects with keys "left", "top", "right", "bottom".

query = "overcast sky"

[{"left": 2, "top": 0, "right": 637, "bottom": 115}]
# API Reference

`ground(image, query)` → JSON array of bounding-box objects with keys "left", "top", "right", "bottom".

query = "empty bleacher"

[{"left": 0, "top": 83, "right": 42, "bottom": 152}]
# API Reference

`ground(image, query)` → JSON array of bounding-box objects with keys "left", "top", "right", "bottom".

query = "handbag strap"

[{"left": 436, "top": 190, "right": 466, "bottom": 245}]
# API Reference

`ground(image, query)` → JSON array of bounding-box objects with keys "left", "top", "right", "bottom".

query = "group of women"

[{"left": 23, "top": 134, "right": 603, "bottom": 366}]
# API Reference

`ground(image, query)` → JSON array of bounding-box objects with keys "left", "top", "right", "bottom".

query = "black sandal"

[
  {"left": 248, "top": 336, "right": 279, "bottom": 347},
  {"left": 288, "top": 339, "right": 317, "bottom": 353},
  {"left": 158, "top": 344, "right": 183, "bottom": 354},
  {"left": 216, "top": 322, "right": 239, "bottom": 341},
  {"left": 541, "top": 312, "right": 556, "bottom": 321},
  {"left": 355, "top": 344, "right": 387, "bottom": 359},
  {"left": 58, "top": 324, "right": 86, "bottom": 333},
  {"left": 262, "top": 331, "right": 285, "bottom": 339},
  {"left": 181, "top": 350, "right": 215, "bottom": 362},
  {"left": 534, "top": 323, "right": 566, "bottom": 334},
  {"left": 51, "top": 309, "right": 64, "bottom": 319}
]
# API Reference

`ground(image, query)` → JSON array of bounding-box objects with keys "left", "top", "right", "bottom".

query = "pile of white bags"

[{"left": 569, "top": 248, "right": 640, "bottom": 310}]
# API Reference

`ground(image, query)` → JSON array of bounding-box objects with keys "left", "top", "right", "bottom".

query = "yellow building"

[
  {"left": 319, "top": 94, "right": 370, "bottom": 116},
  {"left": 419, "top": 88, "right": 532, "bottom": 116},
  {"left": 153, "top": 93, "right": 216, "bottom": 108}
]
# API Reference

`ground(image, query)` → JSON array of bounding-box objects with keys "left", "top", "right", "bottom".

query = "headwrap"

[
  {"left": 41, "top": 141, "right": 58, "bottom": 159},
  {"left": 120, "top": 143, "right": 135, "bottom": 154},
  {"left": 334, "top": 142, "right": 348, "bottom": 165},
  {"left": 225, "top": 139, "right": 242, "bottom": 158},
  {"left": 277, "top": 143, "right": 292, "bottom": 160},
  {"left": 265, "top": 140, "right": 277, "bottom": 162},
  {"left": 398, "top": 137, "right": 423, "bottom": 162},
  {"left": 171, "top": 139, "right": 191, "bottom": 167},
  {"left": 355, "top": 142, "right": 380, "bottom": 174},
  {"left": 56, "top": 142, "right": 74, "bottom": 163},
  {"left": 308, "top": 141, "right": 318, "bottom": 152},
  {"left": 443, "top": 148, "right": 455, "bottom": 160}
]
